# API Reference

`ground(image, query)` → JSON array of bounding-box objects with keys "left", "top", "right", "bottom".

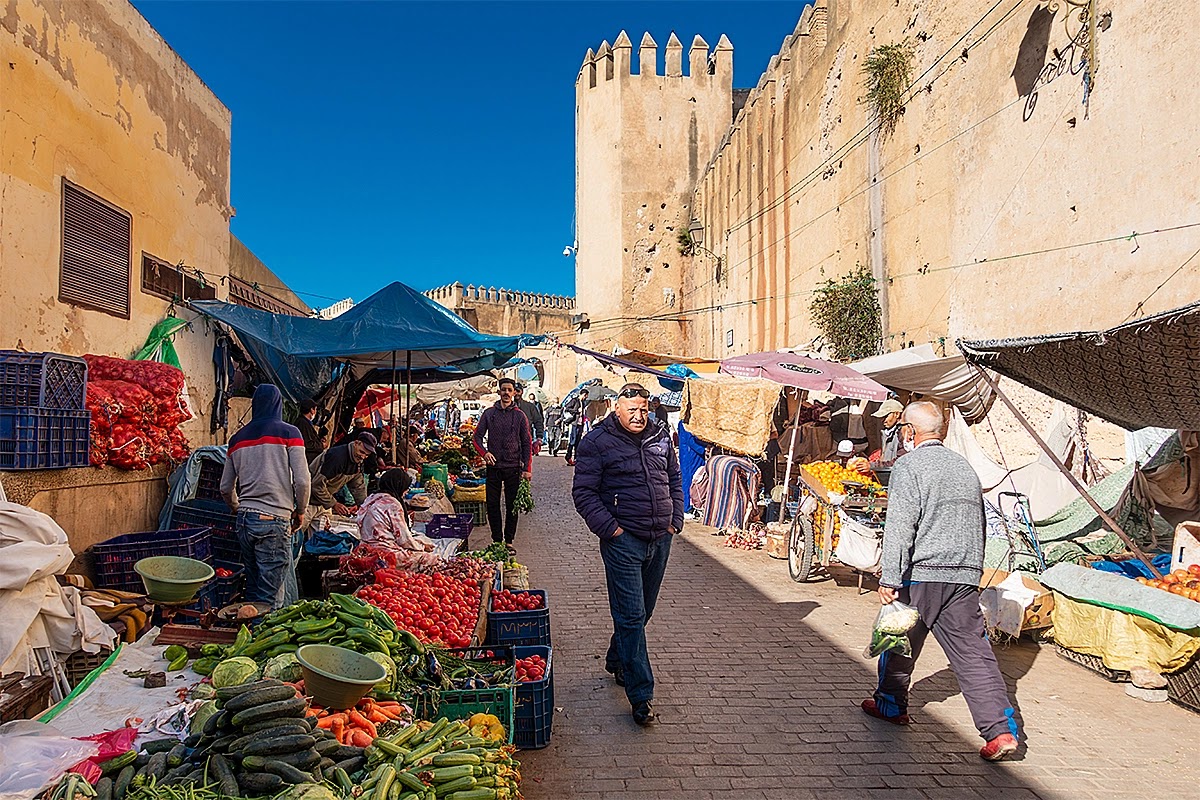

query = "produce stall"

[
  {"left": 786, "top": 461, "right": 888, "bottom": 586},
  {"left": 12, "top": 522, "right": 555, "bottom": 800}
]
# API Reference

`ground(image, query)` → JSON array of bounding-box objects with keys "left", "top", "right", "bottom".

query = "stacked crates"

[{"left": 0, "top": 351, "right": 89, "bottom": 470}]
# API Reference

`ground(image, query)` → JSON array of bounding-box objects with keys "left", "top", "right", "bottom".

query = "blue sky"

[{"left": 131, "top": 1, "right": 805, "bottom": 309}]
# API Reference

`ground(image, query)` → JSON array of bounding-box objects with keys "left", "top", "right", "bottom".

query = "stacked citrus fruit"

[{"left": 803, "top": 461, "right": 884, "bottom": 494}]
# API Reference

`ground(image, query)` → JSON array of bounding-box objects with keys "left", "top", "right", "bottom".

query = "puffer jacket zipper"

[{"left": 639, "top": 429, "right": 658, "bottom": 529}]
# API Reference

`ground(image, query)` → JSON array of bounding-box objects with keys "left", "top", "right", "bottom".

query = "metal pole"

[
  {"left": 779, "top": 388, "right": 805, "bottom": 521},
  {"left": 390, "top": 351, "right": 398, "bottom": 465},
  {"left": 975, "top": 369, "right": 1162, "bottom": 578},
  {"left": 405, "top": 351, "right": 413, "bottom": 470}
]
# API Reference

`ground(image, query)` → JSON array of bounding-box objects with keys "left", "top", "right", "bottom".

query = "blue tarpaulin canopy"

[{"left": 192, "top": 282, "right": 542, "bottom": 401}]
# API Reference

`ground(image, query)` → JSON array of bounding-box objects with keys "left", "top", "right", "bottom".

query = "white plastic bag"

[
  {"left": 864, "top": 601, "right": 920, "bottom": 659},
  {"left": 0, "top": 721, "right": 98, "bottom": 800},
  {"left": 834, "top": 511, "right": 883, "bottom": 571}
]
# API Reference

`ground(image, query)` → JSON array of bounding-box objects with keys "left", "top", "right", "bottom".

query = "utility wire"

[{"left": 1122, "top": 244, "right": 1200, "bottom": 323}]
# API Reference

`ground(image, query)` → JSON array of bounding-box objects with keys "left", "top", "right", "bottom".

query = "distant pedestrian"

[
  {"left": 472, "top": 377, "right": 533, "bottom": 550},
  {"left": 863, "top": 401, "right": 1020, "bottom": 761},
  {"left": 650, "top": 397, "right": 668, "bottom": 425},
  {"left": 448, "top": 400, "right": 462, "bottom": 432},
  {"left": 220, "top": 384, "right": 311, "bottom": 609},
  {"left": 563, "top": 388, "right": 590, "bottom": 465},
  {"left": 544, "top": 400, "right": 564, "bottom": 456},
  {"left": 572, "top": 382, "right": 683, "bottom": 726},
  {"left": 295, "top": 397, "right": 326, "bottom": 462}
]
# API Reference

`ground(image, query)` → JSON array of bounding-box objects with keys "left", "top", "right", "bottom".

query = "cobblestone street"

[{"left": 492, "top": 458, "right": 1200, "bottom": 799}]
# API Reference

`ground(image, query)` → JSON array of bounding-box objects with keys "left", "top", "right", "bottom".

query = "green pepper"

[
  {"left": 199, "top": 643, "right": 223, "bottom": 657},
  {"left": 242, "top": 629, "right": 290, "bottom": 658},
  {"left": 329, "top": 593, "right": 374, "bottom": 618},
  {"left": 192, "top": 656, "right": 218, "bottom": 676},
  {"left": 227, "top": 624, "right": 254, "bottom": 656},
  {"left": 292, "top": 616, "right": 337, "bottom": 635}
]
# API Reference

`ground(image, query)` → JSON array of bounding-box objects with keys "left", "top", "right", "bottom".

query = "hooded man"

[{"left": 221, "top": 384, "right": 311, "bottom": 609}]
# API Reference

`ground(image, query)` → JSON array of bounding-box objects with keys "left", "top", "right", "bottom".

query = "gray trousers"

[{"left": 874, "top": 582, "right": 1018, "bottom": 741}]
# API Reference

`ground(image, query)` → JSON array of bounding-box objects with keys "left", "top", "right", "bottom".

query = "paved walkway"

[{"left": 494, "top": 458, "right": 1199, "bottom": 799}]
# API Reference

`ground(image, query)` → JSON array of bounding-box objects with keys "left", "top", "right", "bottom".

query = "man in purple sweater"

[{"left": 473, "top": 378, "right": 533, "bottom": 550}]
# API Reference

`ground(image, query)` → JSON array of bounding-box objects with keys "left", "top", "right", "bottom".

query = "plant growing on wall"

[
  {"left": 862, "top": 40, "right": 915, "bottom": 140},
  {"left": 809, "top": 265, "right": 882, "bottom": 361},
  {"left": 677, "top": 228, "right": 695, "bottom": 256}
]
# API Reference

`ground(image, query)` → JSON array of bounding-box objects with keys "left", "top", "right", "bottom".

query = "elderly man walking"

[
  {"left": 572, "top": 382, "right": 684, "bottom": 725},
  {"left": 221, "top": 384, "right": 311, "bottom": 609},
  {"left": 863, "top": 401, "right": 1019, "bottom": 761}
]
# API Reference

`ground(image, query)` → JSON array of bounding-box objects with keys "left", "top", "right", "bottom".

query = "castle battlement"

[
  {"left": 577, "top": 29, "right": 732, "bottom": 88},
  {"left": 424, "top": 282, "right": 576, "bottom": 311}
]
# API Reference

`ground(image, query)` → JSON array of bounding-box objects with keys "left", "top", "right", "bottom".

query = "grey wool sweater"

[{"left": 880, "top": 441, "right": 985, "bottom": 589}]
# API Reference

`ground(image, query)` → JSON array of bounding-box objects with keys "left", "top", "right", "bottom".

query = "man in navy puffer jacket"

[{"left": 572, "top": 383, "right": 684, "bottom": 725}]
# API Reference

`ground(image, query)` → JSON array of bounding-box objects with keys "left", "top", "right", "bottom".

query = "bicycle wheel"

[{"left": 787, "top": 512, "right": 816, "bottom": 583}]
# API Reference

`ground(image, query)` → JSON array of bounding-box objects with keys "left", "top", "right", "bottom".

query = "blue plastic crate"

[
  {"left": 91, "top": 527, "right": 212, "bottom": 594},
  {"left": 0, "top": 407, "right": 91, "bottom": 470},
  {"left": 170, "top": 499, "right": 241, "bottom": 570},
  {"left": 513, "top": 645, "right": 553, "bottom": 749},
  {"left": 427, "top": 513, "right": 474, "bottom": 540},
  {"left": 486, "top": 589, "right": 551, "bottom": 647},
  {"left": 0, "top": 351, "right": 88, "bottom": 410},
  {"left": 195, "top": 457, "right": 226, "bottom": 501}
]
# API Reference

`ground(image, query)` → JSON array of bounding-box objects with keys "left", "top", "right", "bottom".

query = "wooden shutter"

[{"left": 60, "top": 180, "right": 131, "bottom": 318}]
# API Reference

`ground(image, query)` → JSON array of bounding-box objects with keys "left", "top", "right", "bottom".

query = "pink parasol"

[{"left": 719, "top": 351, "right": 889, "bottom": 401}]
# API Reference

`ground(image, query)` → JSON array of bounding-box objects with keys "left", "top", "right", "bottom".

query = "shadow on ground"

[{"left": 510, "top": 462, "right": 1055, "bottom": 800}]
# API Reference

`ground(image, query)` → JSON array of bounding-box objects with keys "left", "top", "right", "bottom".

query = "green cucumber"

[
  {"left": 222, "top": 683, "right": 298, "bottom": 713},
  {"left": 237, "top": 772, "right": 285, "bottom": 794},
  {"left": 230, "top": 695, "right": 308, "bottom": 726},
  {"left": 241, "top": 734, "right": 317, "bottom": 757},
  {"left": 99, "top": 749, "right": 138, "bottom": 772}
]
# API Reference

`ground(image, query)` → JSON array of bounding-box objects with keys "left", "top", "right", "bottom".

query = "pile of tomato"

[
  {"left": 491, "top": 590, "right": 544, "bottom": 613},
  {"left": 515, "top": 654, "right": 547, "bottom": 683},
  {"left": 356, "top": 568, "right": 482, "bottom": 648}
]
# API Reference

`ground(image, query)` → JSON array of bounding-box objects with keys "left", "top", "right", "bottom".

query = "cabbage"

[
  {"left": 263, "top": 653, "right": 302, "bottom": 683},
  {"left": 189, "top": 700, "right": 219, "bottom": 735},
  {"left": 211, "top": 656, "right": 260, "bottom": 689},
  {"left": 366, "top": 652, "right": 397, "bottom": 693}
]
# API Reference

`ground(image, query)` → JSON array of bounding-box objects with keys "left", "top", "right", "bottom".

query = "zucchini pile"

[
  {"left": 167, "top": 678, "right": 366, "bottom": 794},
  {"left": 357, "top": 718, "right": 521, "bottom": 800}
]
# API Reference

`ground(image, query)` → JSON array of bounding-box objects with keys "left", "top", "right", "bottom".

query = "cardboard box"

[
  {"left": 1171, "top": 521, "right": 1200, "bottom": 574},
  {"left": 980, "top": 569, "right": 1054, "bottom": 630}
]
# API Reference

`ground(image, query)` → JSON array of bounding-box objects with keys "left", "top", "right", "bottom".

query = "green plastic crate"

[
  {"left": 420, "top": 686, "right": 515, "bottom": 745},
  {"left": 453, "top": 500, "right": 486, "bottom": 526}
]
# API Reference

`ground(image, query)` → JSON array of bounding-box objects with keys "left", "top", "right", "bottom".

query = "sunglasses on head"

[{"left": 619, "top": 387, "right": 651, "bottom": 399}]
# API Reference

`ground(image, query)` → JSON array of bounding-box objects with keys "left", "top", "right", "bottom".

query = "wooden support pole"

[{"left": 975, "top": 369, "right": 1162, "bottom": 578}]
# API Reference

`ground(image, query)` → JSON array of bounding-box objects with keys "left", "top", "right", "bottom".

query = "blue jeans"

[
  {"left": 237, "top": 510, "right": 298, "bottom": 610},
  {"left": 599, "top": 531, "right": 673, "bottom": 705}
]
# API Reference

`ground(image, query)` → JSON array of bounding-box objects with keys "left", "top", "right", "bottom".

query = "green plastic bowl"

[
  {"left": 133, "top": 556, "right": 214, "bottom": 604},
  {"left": 297, "top": 644, "right": 387, "bottom": 709}
]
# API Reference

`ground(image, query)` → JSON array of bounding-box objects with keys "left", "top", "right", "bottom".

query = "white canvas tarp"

[{"left": 853, "top": 344, "right": 995, "bottom": 423}]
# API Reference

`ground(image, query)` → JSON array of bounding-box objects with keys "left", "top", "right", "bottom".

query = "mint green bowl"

[
  {"left": 134, "top": 556, "right": 214, "bottom": 603},
  {"left": 297, "top": 644, "right": 387, "bottom": 709}
]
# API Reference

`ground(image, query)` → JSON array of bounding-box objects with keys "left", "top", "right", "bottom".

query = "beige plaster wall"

[
  {"left": 684, "top": 0, "right": 1200, "bottom": 358},
  {"left": 229, "top": 234, "right": 310, "bottom": 315},
  {"left": 0, "top": 0, "right": 232, "bottom": 444},
  {"left": 575, "top": 32, "right": 734, "bottom": 354}
]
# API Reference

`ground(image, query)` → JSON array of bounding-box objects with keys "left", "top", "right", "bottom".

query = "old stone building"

[
  {"left": 0, "top": 0, "right": 304, "bottom": 547},
  {"left": 573, "top": 0, "right": 1200, "bottom": 360}
]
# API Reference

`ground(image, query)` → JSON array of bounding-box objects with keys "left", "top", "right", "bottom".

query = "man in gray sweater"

[{"left": 863, "top": 401, "right": 1019, "bottom": 762}]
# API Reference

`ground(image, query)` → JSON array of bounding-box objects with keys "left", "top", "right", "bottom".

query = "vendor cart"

[{"left": 787, "top": 464, "right": 888, "bottom": 586}]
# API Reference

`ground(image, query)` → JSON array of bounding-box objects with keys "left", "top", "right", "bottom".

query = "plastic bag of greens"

[{"left": 863, "top": 601, "right": 920, "bottom": 658}]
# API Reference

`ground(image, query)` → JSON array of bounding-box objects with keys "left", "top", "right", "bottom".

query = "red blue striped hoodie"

[{"left": 220, "top": 384, "right": 312, "bottom": 518}]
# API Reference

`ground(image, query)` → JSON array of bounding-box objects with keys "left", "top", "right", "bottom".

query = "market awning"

[
  {"left": 959, "top": 301, "right": 1200, "bottom": 431},
  {"left": 719, "top": 351, "right": 889, "bottom": 401},
  {"left": 852, "top": 344, "right": 996, "bottom": 423},
  {"left": 192, "top": 282, "right": 542, "bottom": 400}
]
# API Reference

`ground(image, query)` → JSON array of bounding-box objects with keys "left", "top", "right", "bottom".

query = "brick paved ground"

[{"left": 494, "top": 458, "right": 1200, "bottom": 799}]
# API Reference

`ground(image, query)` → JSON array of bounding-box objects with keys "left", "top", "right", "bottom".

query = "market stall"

[
  {"left": 11, "top": 518, "right": 557, "bottom": 800},
  {"left": 960, "top": 301, "right": 1200, "bottom": 707}
]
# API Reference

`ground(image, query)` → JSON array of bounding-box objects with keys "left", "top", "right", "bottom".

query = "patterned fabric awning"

[{"left": 959, "top": 302, "right": 1200, "bottom": 431}]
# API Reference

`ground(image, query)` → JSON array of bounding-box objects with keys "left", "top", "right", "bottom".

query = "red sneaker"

[
  {"left": 860, "top": 698, "right": 911, "bottom": 726},
  {"left": 979, "top": 733, "right": 1018, "bottom": 761}
]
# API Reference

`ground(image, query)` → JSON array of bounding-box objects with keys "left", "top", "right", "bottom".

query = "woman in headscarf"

[{"left": 357, "top": 469, "right": 441, "bottom": 568}]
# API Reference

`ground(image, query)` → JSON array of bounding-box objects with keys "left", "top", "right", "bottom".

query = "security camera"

[{"left": 562, "top": 246, "right": 573, "bottom": 257}]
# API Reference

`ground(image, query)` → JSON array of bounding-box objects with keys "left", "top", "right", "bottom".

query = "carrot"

[
  {"left": 350, "top": 729, "right": 373, "bottom": 748},
  {"left": 316, "top": 716, "right": 336, "bottom": 730},
  {"left": 331, "top": 716, "right": 345, "bottom": 743},
  {"left": 365, "top": 709, "right": 388, "bottom": 724},
  {"left": 347, "top": 708, "right": 377, "bottom": 738}
]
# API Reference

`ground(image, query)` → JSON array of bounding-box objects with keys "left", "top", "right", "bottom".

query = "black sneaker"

[
  {"left": 632, "top": 700, "right": 656, "bottom": 726},
  {"left": 605, "top": 665, "right": 625, "bottom": 686}
]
